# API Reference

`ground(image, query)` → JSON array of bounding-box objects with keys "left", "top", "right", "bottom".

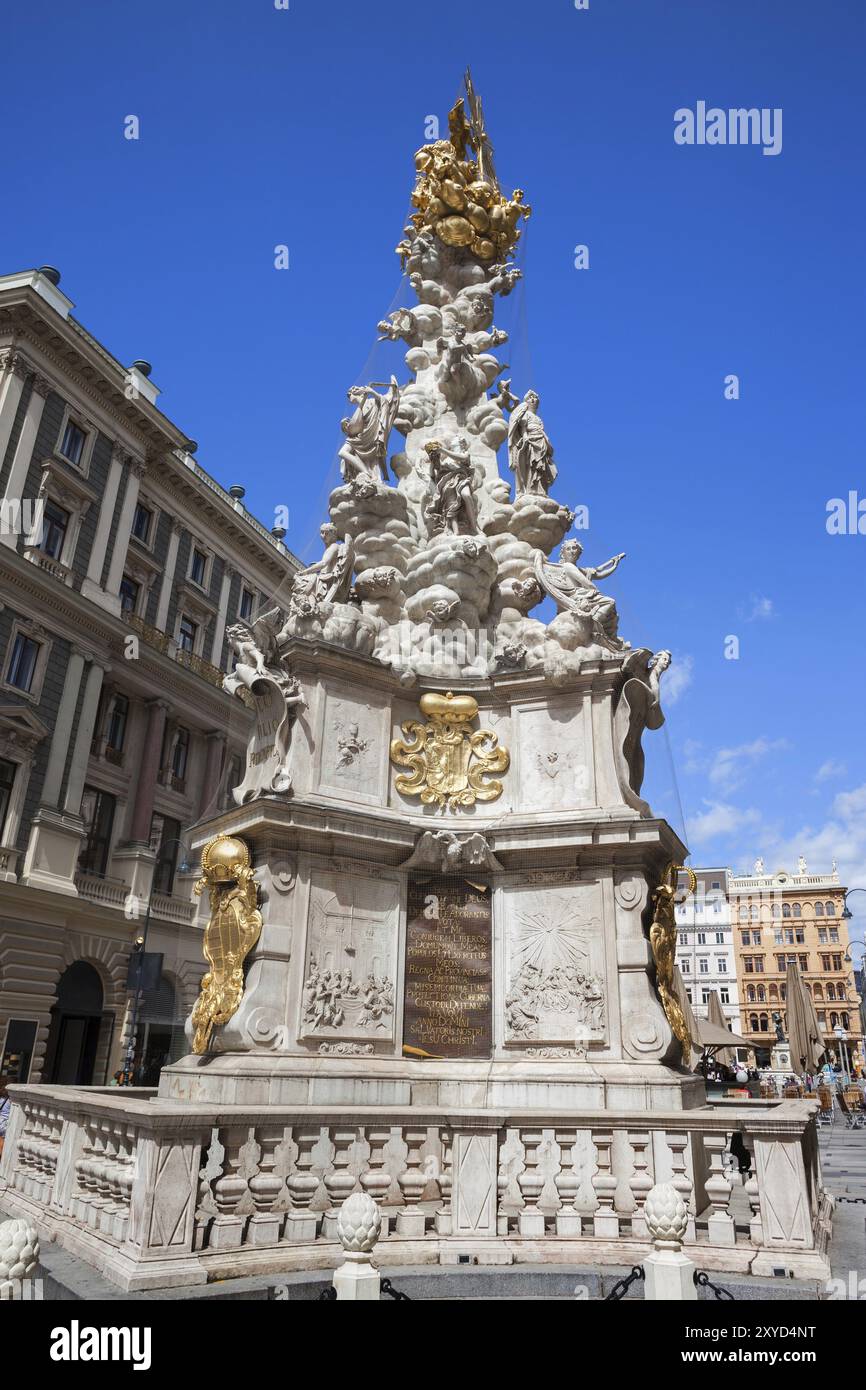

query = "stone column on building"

[
  {"left": 0, "top": 372, "right": 50, "bottom": 550},
  {"left": 127, "top": 699, "right": 169, "bottom": 844},
  {"left": 103, "top": 457, "right": 146, "bottom": 601},
  {"left": 39, "top": 646, "right": 88, "bottom": 808},
  {"left": 62, "top": 660, "right": 109, "bottom": 817},
  {"left": 209, "top": 562, "right": 234, "bottom": 666},
  {"left": 199, "top": 731, "right": 227, "bottom": 818},
  {"left": 154, "top": 520, "right": 183, "bottom": 631},
  {"left": 79, "top": 446, "right": 127, "bottom": 611},
  {"left": 0, "top": 350, "right": 30, "bottom": 473}
]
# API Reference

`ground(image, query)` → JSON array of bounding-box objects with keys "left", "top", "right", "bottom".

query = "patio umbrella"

[
  {"left": 804, "top": 987, "right": 828, "bottom": 1069},
  {"left": 672, "top": 965, "right": 702, "bottom": 1066},
  {"left": 785, "top": 963, "right": 824, "bottom": 1073},
  {"left": 706, "top": 989, "right": 736, "bottom": 1067}
]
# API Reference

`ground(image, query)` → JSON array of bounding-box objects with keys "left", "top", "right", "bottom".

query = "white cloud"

[
  {"left": 814, "top": 759, "right": 847, "bottom": 784},
  {"left": 663, "top": 653, "right": 693, "bottom": 706},
  {"left": 708, "top": 736, "right": 788, "bottom": 792},
  {"left": 741, "top": 595, "right": 775, "bottom": 622},
  {"left": 686, "top": 800, "right": 762, "bottom": 844}
]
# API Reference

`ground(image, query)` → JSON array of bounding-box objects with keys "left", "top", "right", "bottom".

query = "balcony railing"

[{"left": 125, "top": 612, "right": 224, "bottom": 688}]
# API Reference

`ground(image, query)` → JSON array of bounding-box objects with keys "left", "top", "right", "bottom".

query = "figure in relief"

[
  {"left": 422, "top": 437, "right": 479, "bottom": 535},
  {"left": 287, "top": 525, "right": 354, "bottom": 616},
  {"left": 533, "top": 540, "right": 626, "bottom": 648},
  {"left": 649, "top": 863, "right": 696, "bottom": 1064},
  {"left": 507, "top": 390, "right": 557, "bottom": 496},
  {"left": 338, "top": 378, "right": 400, "bottom": 482}
]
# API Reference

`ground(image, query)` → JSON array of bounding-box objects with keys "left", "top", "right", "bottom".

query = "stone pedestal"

[{"left": 644, "top": 1248, "right": 698, "bottom": 1301}]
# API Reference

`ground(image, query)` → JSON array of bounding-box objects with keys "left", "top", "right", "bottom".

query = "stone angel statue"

[
  {"left": 532, "top": 540, "right": 626, "bottom": 650},
  {"left": 422, "top": 437, "right": 479, "bottom": 535},
  {"left": 507, "top": 390, "right": 557, "bottom": 496},
  {"left": 287, "top": 524, "right": 355, "bottom": 616},
  {"left": 338, "top": 377, "right": 400, "bottom": 483},
  {"left": 223, "top": 607, "right": 283, "bottom": 694}
]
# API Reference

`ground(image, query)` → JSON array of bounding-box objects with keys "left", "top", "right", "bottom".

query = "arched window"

[
  {"left": 813, "top": 984, "right": 824, "bottom": 1000},
  {"left": 814, "top": 901, "right": 824, "bottom": 917},
  {"left": 782, "top": 903, "right": 791, "bottom": 918},
  {"left": 780, "top": 985, "right": 786, "bottom": 1002},
  {"left": 757, "top": 985, "right": 766, "bottom": 1002},
  {"left": 759, "top": 1013, "right": 769, "bottom": 1032},
  {"left": 792, "top": 903, "right": 802, "bottom": 919},
  {"left": 826, "top": 983, "right": 835, "bottom": 1001},
  {"left": 769, "top": 984, "right": 779, "bottom": 1002},
  {"left": 842, "top": 1012, "right": 850, "bottom": 1030},
  {"left": 772, "top": 903, "right": 781, "bottom": 919},
  {"left": 750, "top": 906, "right": 760, "bottom": 922},
  {"left": 825, "top": 902, "right": 836, "bottom": 916},
  {"left": 749, "top": 1014, "right": 759, "bottom": 1032},
  {"left": 830, "top": 1012, "right": 839, "bottom": 1029},
  {"left": 747, "top": 985, "right": 756, "bottom": 1002}
]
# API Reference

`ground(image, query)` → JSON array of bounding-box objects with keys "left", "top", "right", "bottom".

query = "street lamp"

[
  {"left": 841, "top": 887, "right": 866, "bottom": 920},
  {"left": 124, "top": 836, "right": 191, "bottom": 1084}
]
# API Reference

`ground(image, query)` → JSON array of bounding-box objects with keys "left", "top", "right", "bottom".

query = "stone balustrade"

[{"left": 0, "top": 1087, "right": 831, "bottom": 1291}]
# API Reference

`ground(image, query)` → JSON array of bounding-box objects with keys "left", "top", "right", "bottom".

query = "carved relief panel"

[
  {"left": 501, "top": 882, "right": 608, "bottom": 1047},
  {"left": 299, "top": 870, "right": 400, "bottom": 1043},
  {"left": 316, "top": 684, "right": 389, "bottom": 806},
  {"left": 513, "top": 698, "right": 595, "bottom": 814}
]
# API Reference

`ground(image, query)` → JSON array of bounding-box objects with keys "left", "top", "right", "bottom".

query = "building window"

[
  {"left": 131, "top": 502, "right": 153, "bottom": 545},
  {"left": 177, "top": 615, "right": 198, "bottom": 653},
  {"left": 829, "top": 927, "right": 839, "bottom": 943},
  {"left": 59, "top": 418, "right": 87, "bottom": 466},
  {"left": 817, "top": 1011, "right": 826, "bottom": 1026},
  {"left": 149, "top": 813, "right": 182, "bottom": 896},
  {"left": 39, "top": 499, "right": 70, "bottom": 560},
  {"left": 821, "top": 954, "right": 831, "bottom": 972},
  {"left": 119, "top": 575, "right": 140, "bottom": 615},
  {"left": 701, "top": 989, "right": 711, "bottom": 1004},
  {"left": 0, "top": 757, "right": 17, "bottom": 840},
  {"left": 698, "top": 958, "right": 708, "bottom": 974},
  {"left": 105, "top": 694, "right": 129, "bottom": 757},
  {"left": 720, "top": 988, "right": 730, "bottom": 1004},
  {"left": 697, "top": 931, "right": 706, "bottom": 945},
  {"left": 715, "top": 931, "right": 723, "bottom": 944},
  {"left": 754, "top": 956, "right": 764, "bottom": 972},
  {"left": 818, "top": 927, "right": 827, "bottom": 944},
  {"left": 190, "top": 547, "right": 208, "bottom": 587},
  {"left": 717, "top": 958, "right": 727, "bottom": 973},
  {"left": 749, "top": 1013, "right": 759, "bottom": 1032},
  {"left": 793, "top": 903, "right": 802, "bottom": 919},
  {"left": 782, "top": 903, "right": 791, "bottom": 918},
  {"left": 239, "top": 587, "right": 255, "bottom": 621},
  {"left": 815, "top": 901, "right": 824, "bottom": 917},
  {"left": 741, "top": 931, "right": 750, "bottom": 947},
  {"left": 6, "top": 633, "right": 41, "bottom": 693},
  {"left": 77, "top": 786, "right": 116, "bottom": 877},
  {"left": 832, "top": 954, "right": 842, "bottom": 971},
  {"left": 825, "top": 902, "right": 836, "bottom": 917}
]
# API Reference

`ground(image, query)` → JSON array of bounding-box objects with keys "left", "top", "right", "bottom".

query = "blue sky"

[{"left": 3, "top": 1, "right": 865, "bottom": 919}]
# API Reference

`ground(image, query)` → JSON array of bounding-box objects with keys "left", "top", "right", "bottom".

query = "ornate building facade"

[
  {"left": 0, "top": 266, "right": 298, "bottom": 1088},
  {"left": 674, "top": 866, "right": 740, "bottom": 1031},
  {"left": 729, "top": 861, "right": 864, "bottom": 1071}
]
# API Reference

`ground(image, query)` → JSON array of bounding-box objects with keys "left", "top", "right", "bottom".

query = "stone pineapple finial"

[{"left": 644, "top": 1182, "right": 688, "bottom": 1248}]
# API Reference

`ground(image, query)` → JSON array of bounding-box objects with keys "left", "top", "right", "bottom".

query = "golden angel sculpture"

[
  {"left": 649, "top": 862, "right": 696, "bottom": 1065},
  {"left": 190, "top": 834, "right": 263, "bottom": 1054}
]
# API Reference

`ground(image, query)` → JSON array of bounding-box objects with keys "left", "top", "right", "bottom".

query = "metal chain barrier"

[
  {"left": 380, "top": 1277, "right": 413, "bottom": 1300},
  {"left": 694, "top": 1270, "right": 736, "bottom": 1300},
  {"left": 604, "top": 1266, "right": 645, "bottom": 1301}
]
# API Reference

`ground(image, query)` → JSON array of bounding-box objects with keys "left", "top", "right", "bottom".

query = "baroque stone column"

[
  {"left": 104, "top": 457, "right": 146, "bottom": 600},
  {"left": 127, "top": 699, "right": 169, "bottom": 843},
  {"left": 199, "top": 731, "right": 226, "bottom": 818},
  {"left": 0, "top": 349, "right": 30, "bottom": 474},
  {"left": 154, "top": 520, "right": 183, "bottom": 631},
  {"left": 0, "top": 372, "right": 50, "bottom": 550},
  {"left": 80, "top": 446, "right": 128, "bottom": 611},
  {"left": 63, "top": 659, "right": 109, "bottom": 816}
]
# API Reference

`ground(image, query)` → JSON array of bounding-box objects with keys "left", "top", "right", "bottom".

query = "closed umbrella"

[
  {"left": 672, "top": 966, "right": 702, "bottom": 1067},
  {"left": 785, "top": 963, "right": 824, "bottom": 1073},
  {"left": 706, "top": 989, "right": 736, "bottom": 1068}
]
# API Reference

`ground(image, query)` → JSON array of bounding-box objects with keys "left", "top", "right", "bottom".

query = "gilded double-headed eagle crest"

[{"left": 390, "top": 690, "right": 509, "bottom": 812}]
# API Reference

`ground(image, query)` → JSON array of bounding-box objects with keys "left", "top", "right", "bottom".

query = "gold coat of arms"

[{"left": 390, "top": 690, "right": 509, "bottom": 811}]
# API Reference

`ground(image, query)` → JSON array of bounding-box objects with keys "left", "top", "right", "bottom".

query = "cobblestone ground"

[{"left": 819, "top": 1121, "right": 866, "bottom": 1296}]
